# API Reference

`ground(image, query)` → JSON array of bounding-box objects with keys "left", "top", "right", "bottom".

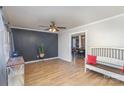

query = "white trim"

[
  {"left": 63, "top": 13, "right": 124, "bottom": 32},
  {"left": 58, "top": 57, "right": 71, "bottom": 62},
  {"left": 10, "top": 26, "right": 58, "bottom": 34},
  {"left": 25, "top": 57, "right": 59, "bottom": 64},
  {"left": 69, "top": 30, "right": 88, "bottom": 62}
]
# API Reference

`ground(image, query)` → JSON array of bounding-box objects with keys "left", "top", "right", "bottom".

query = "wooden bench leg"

[{"left": 84, "top": 67, "right": 87, "bottom": 72}]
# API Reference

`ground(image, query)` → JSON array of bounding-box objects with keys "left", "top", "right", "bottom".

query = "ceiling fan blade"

[
  {"left": 44, "top": 28, "right": 50, "bottom": 30},
  {"left": 57, "top": 27, "right": 66, "bottom": 29},
  {"left": 56, "top": 28, "right": 59, "bottom": 31},
  {"left": 39, "top": 25, "right": 49, "bottom": 27},
  {"left": 39, "top": 28, "right": 50, "bottom": 30}
]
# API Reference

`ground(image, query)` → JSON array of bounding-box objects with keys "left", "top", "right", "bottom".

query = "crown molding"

[
  {"left": 63, "top": 13, "right": 124, "bottom": 32},
  {"left": 10, "top": 26, "right": 58, "bottom": 34}
]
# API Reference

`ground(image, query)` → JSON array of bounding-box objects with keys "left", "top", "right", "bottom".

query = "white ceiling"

[{"left": 3, "top": 6, "right": 124, "bottom": 31}]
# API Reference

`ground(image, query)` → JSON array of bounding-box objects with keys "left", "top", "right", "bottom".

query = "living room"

[{"left": 0, "top": 4, "right": 124, "bottom": 89}]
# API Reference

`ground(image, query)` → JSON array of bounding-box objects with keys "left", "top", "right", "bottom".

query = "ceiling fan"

[{"left": 39, "top": 21, "right": 66, "bottom": 32}]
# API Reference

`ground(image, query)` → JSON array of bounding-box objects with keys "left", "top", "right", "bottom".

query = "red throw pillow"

[
  {"left": 87, "top": 55, "right": 97, "bottom": 65},
  {"left": 122, "top": 66, "right": 124, "bottom": 72}
]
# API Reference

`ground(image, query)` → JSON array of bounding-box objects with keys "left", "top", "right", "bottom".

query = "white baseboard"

[
  {"left": 58, "top": 57, "right": 72, "bottom": 62},
  {"left": 25, "top": 57, "right": 59, "bottom": 64}
]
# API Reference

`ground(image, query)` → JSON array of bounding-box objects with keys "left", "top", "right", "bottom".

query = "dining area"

[{"left": 71, "top": 33, "right": 85, "bottom": 63}]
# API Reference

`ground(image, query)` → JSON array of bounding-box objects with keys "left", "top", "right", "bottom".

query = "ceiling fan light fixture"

[
  {"left": 49, "top": 28, "right": 52, "bottom": 32},
  {"left": 49, "top": 28, "right": 56, "bottom": 32},
  {"left": 39, "top": 21, "right": 66, "bottom": 32},
  {"left": 52, "top": 28, "right": 56, "bottom": 32}
]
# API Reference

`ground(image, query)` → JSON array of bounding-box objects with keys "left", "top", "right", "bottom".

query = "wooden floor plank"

[{"left": 25, "top": 59, "right": 124, "bottom": 86}]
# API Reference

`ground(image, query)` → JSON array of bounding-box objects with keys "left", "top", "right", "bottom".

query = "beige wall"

[{"left": 58, "top": 13, "right": 124, "bottom": 62}]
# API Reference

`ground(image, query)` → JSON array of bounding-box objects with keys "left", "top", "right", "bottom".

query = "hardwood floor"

[{"left": 25, "top": 59, "right": 124, "bottom": 86}]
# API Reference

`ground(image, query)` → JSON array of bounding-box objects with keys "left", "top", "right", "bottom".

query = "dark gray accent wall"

[{"left": 12, "top": 28, "right": 58, "bottom": 62}]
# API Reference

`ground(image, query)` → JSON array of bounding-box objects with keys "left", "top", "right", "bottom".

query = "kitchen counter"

[
  {"left": 7, "top": 56, "right": 24, "bottom": 67},
  {"left": 7, "top": 56, "right": 24, "bottom": 86}
]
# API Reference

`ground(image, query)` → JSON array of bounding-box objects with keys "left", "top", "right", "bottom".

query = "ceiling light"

[
  {"left": 52, "top": 28, "right": 56, "bottom": 32},
  {"left": 49, "top": 28, "right": 52, "bottom": 32}
]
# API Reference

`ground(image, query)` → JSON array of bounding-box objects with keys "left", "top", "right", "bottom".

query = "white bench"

[{"left": 85, "top": 47, "right": 124, "bottom": 82}]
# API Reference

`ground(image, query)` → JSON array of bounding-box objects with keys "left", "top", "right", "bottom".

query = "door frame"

[{"left": 69, "top": 30, "right": 88, "bottom": 64}]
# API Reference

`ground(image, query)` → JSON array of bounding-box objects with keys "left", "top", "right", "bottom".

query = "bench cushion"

[
  {"left": 87, "top": 63, "right": 124, "bottom": 75},
  {"left": 97, "top": 56, "right": 124, "bottom": 69}
]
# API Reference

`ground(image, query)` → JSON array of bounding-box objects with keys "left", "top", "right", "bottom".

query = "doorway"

[{"left": 71, "top": 32, "right": 86, "bottom": 66}]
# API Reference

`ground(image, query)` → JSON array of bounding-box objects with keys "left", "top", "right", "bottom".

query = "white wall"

[
  {"left": 58, "top": 13, "right": 124, "bottom": 62},
  {"left": 0, "top": 9, "right": 10, "bottom": 85}
]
